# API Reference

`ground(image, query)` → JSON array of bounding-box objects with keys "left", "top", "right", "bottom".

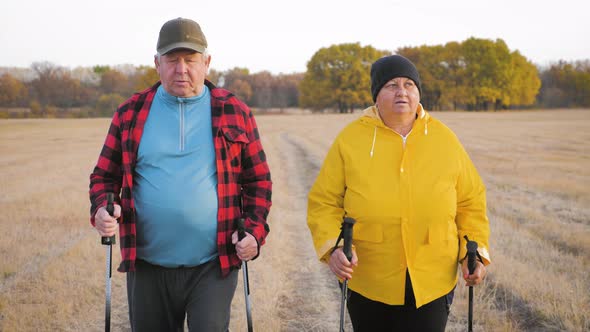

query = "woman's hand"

[
  {"left": 329, "top": 247, "right": 358, "bottom": 280},
  {"left": 461, "top": 259, "right": 486, "bottom": 286}
]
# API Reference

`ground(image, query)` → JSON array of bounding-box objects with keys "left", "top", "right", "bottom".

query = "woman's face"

[{"left": 376, "top": 77, "right": 420, "bottom": 116}]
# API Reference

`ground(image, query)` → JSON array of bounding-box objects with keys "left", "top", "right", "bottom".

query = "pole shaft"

[
  {"left": 465, "top": 236, "right": 478, "bottom": 332},
  {"left": 340, "top": 280, "right": 348, "bottom": 332},
  {"left": 468, "top": 287, "right": 473, "bottom": 332},
  {"left": 105, "top": 245, "right": 112, "bottom": 332},
  {"left": 243, "top": 261, "right": 253, "bottom": 332},
  {"left": 237, "top": 218, "right": 253, "bottom": 332},
  {"left": 339, "top": 218, "right": 355, "bottom": 332},
  {"left": 103, "top": 193, "right": 115, "bottom": 332}
]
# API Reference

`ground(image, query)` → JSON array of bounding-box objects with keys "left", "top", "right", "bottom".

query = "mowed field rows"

[{"left": 0, "top": 110, "right": 588, "bottom": 331}]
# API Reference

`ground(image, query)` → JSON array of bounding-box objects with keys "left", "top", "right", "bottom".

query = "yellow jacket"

[{"left": 307, "top": 105, "right": 490, "bottom": 308}]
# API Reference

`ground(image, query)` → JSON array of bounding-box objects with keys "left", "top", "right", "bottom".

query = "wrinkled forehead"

[{"left": 386, "top": 77, "right": 416, "bottom": 84}]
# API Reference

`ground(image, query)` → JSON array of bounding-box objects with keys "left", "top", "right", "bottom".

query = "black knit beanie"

[{"left": 370, "top": 55, "right": 422, "bottom": 102}]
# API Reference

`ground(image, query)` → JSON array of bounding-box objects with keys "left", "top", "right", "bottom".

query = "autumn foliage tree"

[
  {"left": 538, "top": 60, "right": 590, "bottom": 108},
  {"left": 133, "top": 65, "right": 160, "bottom": 92},
  {"left": 299, "top": 39, "right": 543, "bottom": 112},
  {"left": 398, "top": 38, "right": 540, "bottom": 111},
  {"left": 27, "top": 62, "right": 96, "bottom": 116},
  {"left": 299, "top": 43, "right": 388, "bottom": 112},
  {"left": 0, "top": 73, "right": 28, "bottom": 107},
  {"left": 212, "top": 68, "right": 302, "bottom": 109},
  {"left": 221, "top": 67, "right": 253, "bottom": 103}
]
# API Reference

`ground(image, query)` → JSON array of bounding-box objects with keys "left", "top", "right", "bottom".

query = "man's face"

[{"left": 155, "top": 49, "right": 211, "bottom": 97}]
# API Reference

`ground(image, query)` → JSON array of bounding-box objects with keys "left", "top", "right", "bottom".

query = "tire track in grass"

[
  {"left": 478, "top": 193, "right": 589, "bottom": 331},
  {"left": 484, "top": 177, "right": 590, "bottom": 331},
  {"left": 484, "top": 175, "right": 590, "bottom": 259},
  {"left": 0, "top": 225, "right": 92, "bottom": 295},
  {"left": 489, "top": 278, "right": 559, "bottom": 332}
]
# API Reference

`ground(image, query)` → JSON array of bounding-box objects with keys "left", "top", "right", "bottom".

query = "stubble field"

[{"left": 0, "top": 109, "right": 588, "bottom": 331}]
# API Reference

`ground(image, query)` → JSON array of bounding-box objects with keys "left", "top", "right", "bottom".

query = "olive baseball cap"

[{"left": 157, "top": 17, "right": 208, "bottom": 55}]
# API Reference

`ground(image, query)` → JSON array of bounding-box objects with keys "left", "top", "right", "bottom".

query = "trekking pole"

[
  {"left": 237, "top": 218, "right": 253, "bottom": 332},
  {"left": 465, "top": 235, "right": 478, "bottom": 332},
  {"left": 102, "top": 193, "right": 116, "bottom": 332},
  {"left": 339, "top": 217, "right": 356, "bottom": 332}
]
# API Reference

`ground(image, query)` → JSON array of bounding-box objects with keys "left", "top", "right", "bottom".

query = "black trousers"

[
  {"left": 126, "top": 259, "right": 238, "bottom": 332},
  {"left": 346, "top": 271, "right": 453, "bottom": 332}
]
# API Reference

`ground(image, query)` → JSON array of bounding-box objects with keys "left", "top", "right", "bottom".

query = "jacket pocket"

[
  {"left": 353, "top": 222, "right": 383, "bottom": 243},
  {"left": 417, "top": 219, "right": 459, "bottom": 266}
]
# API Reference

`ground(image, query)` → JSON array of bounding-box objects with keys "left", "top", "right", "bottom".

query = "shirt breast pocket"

[{"left": 221, "top": 126, "right": 250, "bottom": 168}]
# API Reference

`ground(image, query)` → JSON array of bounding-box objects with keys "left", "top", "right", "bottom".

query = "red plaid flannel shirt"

[{"left": 89, "top": 80, "right": 272, "bottom": 277}]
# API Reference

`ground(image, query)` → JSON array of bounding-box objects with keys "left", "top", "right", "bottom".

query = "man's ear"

[{"left": 154, "top": 55, "right": 160, "bottom": 71}]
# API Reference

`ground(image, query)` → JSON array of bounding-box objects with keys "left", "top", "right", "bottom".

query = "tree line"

[{"left": 1, "top": 37, "right": 589, "bottom": 118}]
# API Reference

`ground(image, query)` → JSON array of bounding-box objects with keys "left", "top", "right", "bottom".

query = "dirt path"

[{"left": 268, "top": 132, "right": 350, "bottom": 331}]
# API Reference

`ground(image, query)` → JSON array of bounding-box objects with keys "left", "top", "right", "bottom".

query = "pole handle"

[
  {"left": 342, "top": 217, "right": 356, "bottom": 262},
  {"left": 465, "top": 235, "right": 478, "bottom": 274},
  {"left": 237, "top": 218, "right": 246, "bottom": 241},
  {"left": 101, "top": 193, "right": 116, "bottom": 246}
]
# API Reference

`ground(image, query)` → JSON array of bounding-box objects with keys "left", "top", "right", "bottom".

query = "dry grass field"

[{"left": 0, "top": 109, "right": 588, "bottom": 331}]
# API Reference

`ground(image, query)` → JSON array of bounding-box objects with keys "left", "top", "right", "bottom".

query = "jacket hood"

[
  {"left": 360, "top": 103, "right": 430, "bottom": 129},
  {"left": 359, "top": 104, "right": 431, "bottom": 158}
]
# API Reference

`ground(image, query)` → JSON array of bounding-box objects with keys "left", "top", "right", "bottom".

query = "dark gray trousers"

[{"left": 127, "top": 259, "right": 238, "bottom": 332}]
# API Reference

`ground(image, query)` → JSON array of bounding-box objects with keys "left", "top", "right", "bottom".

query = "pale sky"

[{"left": 2, "top": 0, "right": 589, "bottom": 74}]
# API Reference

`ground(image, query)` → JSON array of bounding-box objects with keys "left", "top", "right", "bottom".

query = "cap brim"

[{"left": 158, "top": 42, "right": 206, "bottom": 55}]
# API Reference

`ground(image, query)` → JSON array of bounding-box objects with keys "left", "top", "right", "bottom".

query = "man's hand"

[
  {"left": 232, "top": 231, "right": 258, "bottom": 261},
  {"left": 94, "top": 204, "right": 121, "bottom": 237},
  {"left": 329, "top": 247, "right": 358, "bottom": 280},
  {"left": 461, "top": 259, "right": 486, "bottom": 286}
]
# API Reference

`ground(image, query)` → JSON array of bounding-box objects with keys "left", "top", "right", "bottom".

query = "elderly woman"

[{"left": 307, "top": 55, "right": 491, "bottom": 331}]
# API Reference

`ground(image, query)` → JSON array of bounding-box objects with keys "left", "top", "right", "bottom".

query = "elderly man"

[{"left": 89, "top": 17, "right": 272, "bottom": 331}]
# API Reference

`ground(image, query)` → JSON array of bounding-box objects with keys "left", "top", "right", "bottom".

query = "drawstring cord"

[
  {"left": 370, "top": 127, "right": 377, "bottom": 158},
  {"left": 420, "top": 108, "right": 428, "bottom": 135}
]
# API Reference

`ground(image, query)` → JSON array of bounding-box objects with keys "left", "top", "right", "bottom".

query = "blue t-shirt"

[{"left": 133, "top": 85, "right": 218, "bottom": 267}]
